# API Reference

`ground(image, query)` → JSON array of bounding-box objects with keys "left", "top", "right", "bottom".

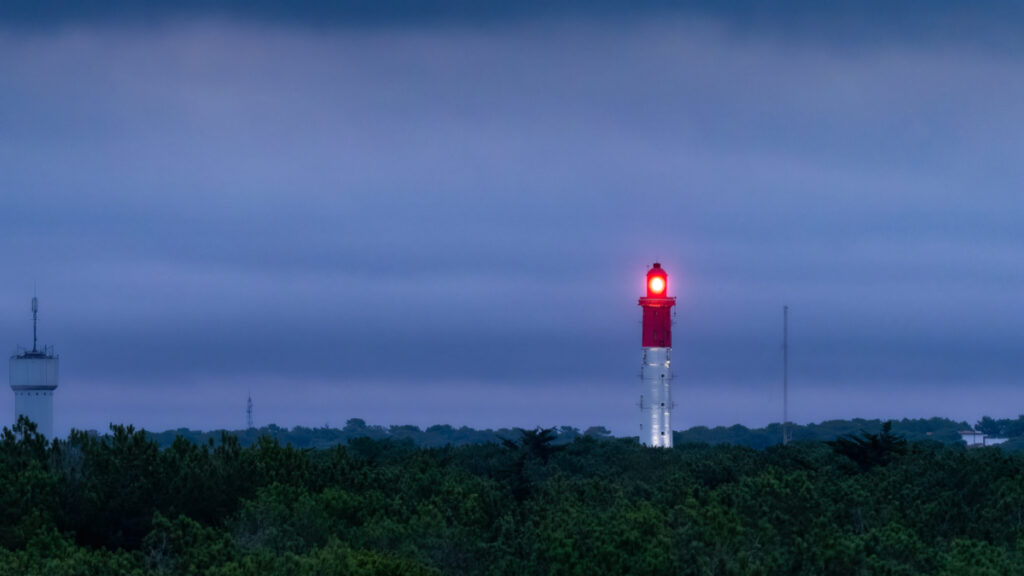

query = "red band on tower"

[{"left": 638, "top": 263, "right": 676, "bottom": 347}]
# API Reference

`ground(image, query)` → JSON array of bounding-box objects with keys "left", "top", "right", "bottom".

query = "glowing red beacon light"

[
  {"left": 648, "top": 275, "right": 665, "bottom": 295},
  {"left": 638, "top": 262, "right": 675, "bottom": 347},
  {"left": 644, "top": 263, "right": 669, "bottom": 298}
]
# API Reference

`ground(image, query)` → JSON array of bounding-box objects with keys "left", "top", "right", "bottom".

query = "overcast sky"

[{"left": 2, "top": 2, "right": 1023, "bottom": 436}]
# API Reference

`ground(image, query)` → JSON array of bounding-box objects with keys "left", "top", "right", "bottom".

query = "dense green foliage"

[
  {"left": 976, "top": 415, "right": 1024, "bottom": 439},
  {"left": 4, "top": 416, "right": 1024, "bottom": 574}
]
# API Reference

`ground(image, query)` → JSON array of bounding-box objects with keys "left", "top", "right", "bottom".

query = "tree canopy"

[{"left": 2, "top": 417, "right": 1023, "bottom": 574}]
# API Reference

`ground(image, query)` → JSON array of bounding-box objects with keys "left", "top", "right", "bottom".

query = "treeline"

[
  {"left": 5, "top": 417, "right": 1024, "bottom": 574},
  {"left": 146, "top": 417, "right": 969, "bottom": 451},
  {"left": 976, "top": 415, "right": 1024, "bottom": 438},
  {"left": 675, "top": 417, "right": 969, "bottom": 449},
  {"left": 146, "top": 419, "right": 614, "bottom": 450}
]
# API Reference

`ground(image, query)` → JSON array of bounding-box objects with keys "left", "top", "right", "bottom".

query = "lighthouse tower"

[
  {"left": 638, "top": 263, "right": 676, "bottom": 448},
  {"left": 9, "top": 297, "right": 59, "bottom": 437}
]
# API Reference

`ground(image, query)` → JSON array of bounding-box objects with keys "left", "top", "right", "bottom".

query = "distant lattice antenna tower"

[
  {"left": 783, "top": 305, "right": 791, "bottom": 445},
  {"left": 246, "top": 392, "right": 254, "bottom": 429},
  {"left": 31, "top": 295, "right": 38, "bottom": 353}
]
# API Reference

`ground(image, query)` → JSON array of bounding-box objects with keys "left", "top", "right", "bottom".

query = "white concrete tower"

[
  {"left": 638, "top": 263, "right": 676, "bottom": 448},
  {"left": 9, "top": 296, "right": 59, "bottom": 437}
]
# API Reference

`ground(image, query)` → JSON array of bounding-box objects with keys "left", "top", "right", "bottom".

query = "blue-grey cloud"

[{"left": 1, "top": 4, "right": 1023, "bottom": 435}]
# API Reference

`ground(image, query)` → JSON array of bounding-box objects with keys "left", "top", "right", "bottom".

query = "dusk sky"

[{"left": 2, "top": 2, "right": 1023, "bottom": 436}]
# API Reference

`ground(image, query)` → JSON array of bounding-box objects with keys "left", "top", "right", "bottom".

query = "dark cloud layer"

[
  {"left": 1, "top": 4, "right": 1023, "bottom": 435},
  {"left": 4, "top": 0, "right": 1024, "bottom": 40}
]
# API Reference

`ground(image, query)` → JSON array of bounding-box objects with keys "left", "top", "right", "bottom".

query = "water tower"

[{"left": 9, "top": 296, "right": 59, "bottom": 437}]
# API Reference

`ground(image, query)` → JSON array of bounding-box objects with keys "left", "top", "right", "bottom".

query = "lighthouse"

[
  {"left": 638, "top": 263, "right": 676, "bottom": 447},
  {"left": 9, "top": 296, "right": 59, "bottom": 437}
]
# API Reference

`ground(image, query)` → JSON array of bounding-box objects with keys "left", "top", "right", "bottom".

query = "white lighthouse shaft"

[{"left": 640, "top": 347, "right": 672, "bottom": 447}]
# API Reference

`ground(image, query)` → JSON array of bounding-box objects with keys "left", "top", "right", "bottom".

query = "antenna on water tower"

[
  {"left": 783, "top": 305, "right": 790, "bottom": 445},
  {"left": 31, "top": 294, "right": 39, "bottom": 353}
]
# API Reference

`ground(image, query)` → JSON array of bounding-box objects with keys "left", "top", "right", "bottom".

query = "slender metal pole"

[
  {"left": 32, "top": 296, "right": 38, "bottom": 353},
  {"left": 783, "top": 305, "right": 789, "bottom": 445},
  {"left": 247, "top": 392, "right": 254, "bottom": 429}
]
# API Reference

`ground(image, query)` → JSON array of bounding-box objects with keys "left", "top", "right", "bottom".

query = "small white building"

[{"left": 959, "top": 430, "right": 1008, "bottom": 447}]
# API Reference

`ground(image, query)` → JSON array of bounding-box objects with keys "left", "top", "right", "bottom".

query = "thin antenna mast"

[
  {"left": 31, "top": 295, "right": 39, "bottom": 353},
  {"left": 783, "top": 305, "right": 790, "bottom": 445},
  {"left": 246, "top": 392, "right": 254, "bottom": 429}
]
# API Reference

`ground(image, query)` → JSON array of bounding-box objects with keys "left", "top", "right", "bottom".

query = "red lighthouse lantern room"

[{"left": 638, "top": 263, "right": 676, "bottom": 348}]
